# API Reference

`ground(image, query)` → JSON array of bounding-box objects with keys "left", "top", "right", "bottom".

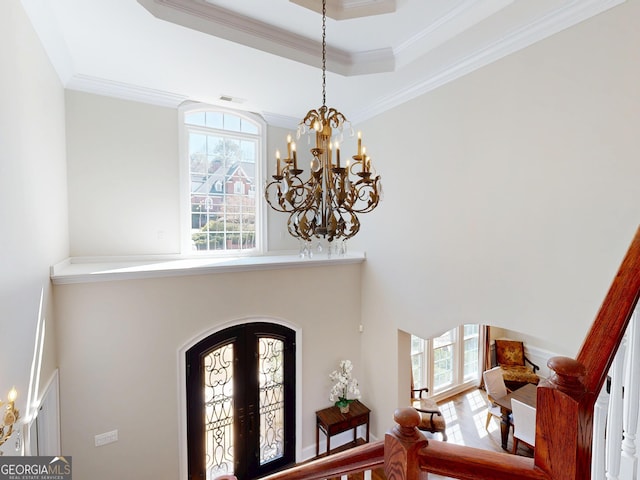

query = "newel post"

[
  {"left": 535, "top": 356, "right": 593, "bottom": 480},
  {"left": 385, "top": 408, "right": 428, "bottom": 480}
]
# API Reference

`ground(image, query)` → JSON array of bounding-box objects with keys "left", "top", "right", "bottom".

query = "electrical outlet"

[{"left": 95, "top": 429, "right": 118, "bottom": 447}]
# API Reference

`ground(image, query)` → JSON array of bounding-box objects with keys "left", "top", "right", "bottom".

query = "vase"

[{"left": 339, "top": 404, "right": 349, "bottom": 414}]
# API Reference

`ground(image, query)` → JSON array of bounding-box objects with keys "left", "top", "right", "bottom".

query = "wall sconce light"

[{"left": 0, "top": 388, "right": 19, "bottom": 449}]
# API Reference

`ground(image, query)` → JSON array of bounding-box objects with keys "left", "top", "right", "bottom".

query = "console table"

[{"left": 315, "top": 400, "right": 370, "bottom": 456}]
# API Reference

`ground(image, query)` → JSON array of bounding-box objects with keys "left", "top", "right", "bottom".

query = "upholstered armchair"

[
  {"left": 410, "top": 387, "right": 448, "bottom": 441},
  {"left": 494, "top": 339, "right": 540, "bottom": 390}
]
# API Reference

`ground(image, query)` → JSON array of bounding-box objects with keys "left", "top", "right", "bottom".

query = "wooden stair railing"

[
  {"left": 257, "top": 226, "right": 640, "bottom": 480},
  {"left": 260, "top": 441, "right": 385, "bottom": 480}
]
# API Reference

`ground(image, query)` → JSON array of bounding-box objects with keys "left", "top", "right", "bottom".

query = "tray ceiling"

[{"left": 21, "top": 0, "right": 625, "bottom": 127}]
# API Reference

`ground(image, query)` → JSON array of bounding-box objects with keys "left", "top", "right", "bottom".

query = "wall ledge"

[{"left": 50, "top": 251, "right": 366, "bottom": 285}]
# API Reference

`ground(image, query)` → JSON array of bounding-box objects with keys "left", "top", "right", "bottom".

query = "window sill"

[{"left": 50, "top": 251, "right": 366, "bottom": 285}]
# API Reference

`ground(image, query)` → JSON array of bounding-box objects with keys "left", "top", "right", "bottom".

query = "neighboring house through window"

[{"left": 181, "top": 104, "right": 265, "bottom": 254}]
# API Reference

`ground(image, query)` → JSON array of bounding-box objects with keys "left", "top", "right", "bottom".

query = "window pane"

[
  {"left": 410, "top": 335, "right": 424, "bottom": 389},
  {"left": 258, "top": 337, "right": 285, "bottom": 465},
  {"left": 204, "top": 343, "right": 234, "bottom": 479},
  {"left": 223, "top": 114, "right": 241, "bottom": 132},
  {"left": 190, "top": 134, "right": 208, "bottom": 174},
  {"left": 432, "top": 329, "right": 455, "bottom": 391},
  {"left": 463, "top": 325, "right": 479, "bottom": 381},
  {"left": 186, "top": 107, "right": 261, "bottom": 253},
  {"left": 240, "top": 139, "right": 256, "bottom": 163},
  {"left": 433, "top": 329, "right": 454, "bottom": 349},
  {"left": 186, "top": 112, "right": 206, "bottom": 126},
  {"left": 433, "top": 344, "right": 453, "bottom": 390},
  {"left": 411, "top": 335, "right": 424, "bottom": 355},
  {"left": 205, "top": 112, "right": 224, "bottom": 129},
  {"left": 241, "top": 120, "right": 258, "bottom": 135},
  {"left": 464, "top": 324, "right": 478, "bottom": 338}
]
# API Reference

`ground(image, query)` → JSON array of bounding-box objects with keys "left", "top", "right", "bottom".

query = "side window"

[
  {"left": 182, "top": 106, "right": 265, "bottom": 254},
  {"left": 411, "top": 325, "right": 481, "bottom": 396}
]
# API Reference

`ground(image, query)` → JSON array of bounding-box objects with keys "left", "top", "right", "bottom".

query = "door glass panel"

[
  {"left": 258, "top": 337, "right": 285, "bottom": 465},
  {"left": 204, "top": 343, "right": 234, "bottom": 480}
]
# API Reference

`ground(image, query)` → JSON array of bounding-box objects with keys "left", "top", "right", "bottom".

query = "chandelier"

[
  {"left": 265, "top": 0, "right": 381, "bottom": 245},
  {"left": 0, "top": 388, "right": 19, "bottom": 449}
]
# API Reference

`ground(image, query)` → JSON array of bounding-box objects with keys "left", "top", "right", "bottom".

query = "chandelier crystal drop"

[{"left": 264, "top": 0, "right": 381, "bottom": 244}]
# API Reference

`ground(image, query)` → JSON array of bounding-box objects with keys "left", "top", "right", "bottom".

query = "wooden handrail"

[
  {"left": 418, "top": 441, "right": 549, "bottom": 480},
  {"left": 386, "top": 407, "right": 550, "bottom": 480},
  {"left": 261, "top": 441, "right": 384, "bottom": 480},
  {"left": 575, "top": 226, "right": 640, "bottom": 394}
]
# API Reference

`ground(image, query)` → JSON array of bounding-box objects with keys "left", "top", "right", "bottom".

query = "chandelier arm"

[{"left": 265, "top": 0, "right": 381, "bottom": 243}]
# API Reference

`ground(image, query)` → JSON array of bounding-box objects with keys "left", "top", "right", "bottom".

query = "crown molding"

[
  {"left": 64, "top": 74, "right": 302, "bottom": 129},
  {"left": 393, "top": 0, "right": 514, "bottom": 70},
  {"left": 66, "top": 74, "right": 189, "bottom": 108},
  {"left": 58, "top": 0, "right": 626, "bottom": 123},
  {"left": 289, "top": 0, "right": 396, "bottom": 20},
  {"left": 138, "top": 0, "right": 393, "bottom": 76},
  {"left": 262, "top": 112, "right": 300, "bottom": 130},
  {"left": 352, "top": 0, "right": 627, "bottom": 123}
]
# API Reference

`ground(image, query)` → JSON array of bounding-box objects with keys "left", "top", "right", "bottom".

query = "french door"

[{"left": 186, "top": 323, "right": 296, "bottom": 480}]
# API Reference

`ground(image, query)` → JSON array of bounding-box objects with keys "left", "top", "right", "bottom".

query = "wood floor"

[
  {"left": 311, "top": 387, "right": 532, "bottom": 480},
  {"left": 370, "top": 387, "right": 533, "bottom": 480},
  {"left": 430, "top": 386, "right": 533, "bottom": 454}
]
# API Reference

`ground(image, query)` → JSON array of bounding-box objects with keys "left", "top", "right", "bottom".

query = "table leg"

[
  {"left": 316, "top": 425, "right": 319, "bottom": 457},
  {"left": 500, "top": 407, "right": 511, "bottom": 450},
  {"left": 366, "top": 419, "right": 370, "bottom": 443}
]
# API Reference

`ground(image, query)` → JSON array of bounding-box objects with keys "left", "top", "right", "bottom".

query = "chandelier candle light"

[
  {"left": 0, "top": 387, "right": 19, "bottom": 449},
  {"left": 329, "top": 360, "right": 360, "bottom": 414},
  {"left": 265, "top": 0, "right": 381, "bottom": 247}
]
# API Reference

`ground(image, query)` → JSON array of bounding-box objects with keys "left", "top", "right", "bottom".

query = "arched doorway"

[{"left": 186, "top": 322, "right": 296, "bottom": 479}]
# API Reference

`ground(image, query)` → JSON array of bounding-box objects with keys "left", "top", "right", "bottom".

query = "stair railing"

[{"left": 592, "top": 302, "right": 640, "bottom": 480}]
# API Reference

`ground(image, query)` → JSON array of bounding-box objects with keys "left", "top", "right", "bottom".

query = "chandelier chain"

[
  {"left": 322, "top": 0, "right": 326, "bottom": 107},
  {"left": 264, "top": 0, "right": 381, "bottom": 243}
]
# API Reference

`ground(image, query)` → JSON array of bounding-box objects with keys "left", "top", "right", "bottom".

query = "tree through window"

[{"left": 183, "top": 106, "right": 265, "bottom": 253}]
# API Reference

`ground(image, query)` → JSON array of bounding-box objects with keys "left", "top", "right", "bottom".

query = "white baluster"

[
  {"left": 606, "top": 335, "right": 627, "bottom": 480},
  {"left": 593, "top": 384, "right": 611, "bottom": 480},
  {"left": 364, "top": 469, "right": 372, "bottom": 480},
  {"left": 621, "top": 308, "right": 639, "bottom": 480}
]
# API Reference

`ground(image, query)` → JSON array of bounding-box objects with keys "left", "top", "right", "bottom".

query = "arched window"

[{"left": 181, "top": 105, "right": 265, "bottom": 254}]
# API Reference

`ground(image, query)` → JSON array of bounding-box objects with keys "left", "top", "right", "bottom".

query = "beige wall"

[
  {"left": 0, "top": 0, "right": 67, "bottom": 453},
  {"left": 54, "top": 264, "right": 362, "bottom": 479},
  {"left": 354, "top": 1, "right": 640, "bottom": 435}
]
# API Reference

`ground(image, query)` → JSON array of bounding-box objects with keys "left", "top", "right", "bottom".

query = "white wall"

[
  {"left": 50, "top": 0, "right": 640, "bottom": 475},
  {"left": 65, "top": 92, "right": 180, "bottom": 256},
  {"left": 354, "top": 1, "right": 640, "bottom": 436},
  {"left": 0, "top": 0, "right": 67, "bottom": 453},
  {"left": 54, "top": 265, "right": 362, "bottom": 479}
]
